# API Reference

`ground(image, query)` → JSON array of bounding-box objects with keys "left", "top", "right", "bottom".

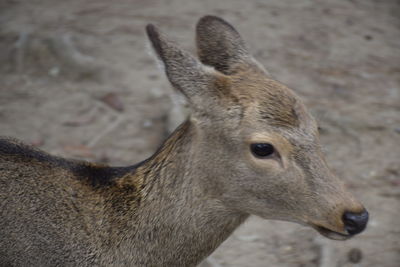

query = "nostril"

[{"left": 342, "top": 210, "right": 369, "bottom": 235}]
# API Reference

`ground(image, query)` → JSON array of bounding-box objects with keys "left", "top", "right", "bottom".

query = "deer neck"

[{"left": 104, "top": 120, "right": 248, "bottom": 266}]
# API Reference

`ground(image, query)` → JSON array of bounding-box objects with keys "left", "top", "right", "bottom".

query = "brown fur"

[{"left": 0, "top": 16, "right": 366, "bottom": 266}]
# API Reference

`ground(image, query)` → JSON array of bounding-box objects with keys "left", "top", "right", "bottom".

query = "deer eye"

[{"left": 250, "top": 143, "right": 275, "bottom": 158}]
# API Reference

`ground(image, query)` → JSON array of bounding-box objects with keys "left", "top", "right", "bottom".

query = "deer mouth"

[{"left": 313, "top": 225, "right": 351, "bottom": 241}]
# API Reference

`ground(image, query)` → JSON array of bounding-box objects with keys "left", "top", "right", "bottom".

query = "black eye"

[{"left": 250, "top": 143, "right": 275, "bottom": 158}]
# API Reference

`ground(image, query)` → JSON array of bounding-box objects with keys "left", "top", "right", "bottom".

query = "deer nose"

[{"left": 342, "top": 210, "right": 369, "bottom": 235}]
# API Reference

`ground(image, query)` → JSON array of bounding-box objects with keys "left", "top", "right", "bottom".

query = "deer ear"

[
  {"left": 146, "top": 24, "right": 223, "bottom": 108},
  {"left": 196, "top": 16, "right": 252, "bottom": 74}
]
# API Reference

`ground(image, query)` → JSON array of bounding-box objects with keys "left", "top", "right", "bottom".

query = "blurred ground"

[{"left": 1, "top": 0, "right": 399, "bottom": 266}]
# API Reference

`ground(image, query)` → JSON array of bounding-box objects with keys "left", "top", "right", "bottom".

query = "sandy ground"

[{"left": 1, "top": 0, "right": 399, "bottom": 266}]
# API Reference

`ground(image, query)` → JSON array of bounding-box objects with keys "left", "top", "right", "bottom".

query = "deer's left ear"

[
  {"left": 146, "top": 24, "right": 228, "bottom": 110},
  {"left": 196, "top": 16, "right": 254, "bottom": 75}
]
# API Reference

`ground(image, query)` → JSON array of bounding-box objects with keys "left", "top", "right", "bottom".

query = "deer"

[{"left": 0, "top": 15, "right": 368, "bottom": 266}]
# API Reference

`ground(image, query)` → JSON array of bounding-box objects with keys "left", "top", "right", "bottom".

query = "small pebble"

[
  {"left": 142, "top": 119, "right": 153, "bottom": 128},
  {"left": 364, "top": 35, "right": 373, "bottom": 41},
  {"left": 48, "top": 66, "right": 60, "bottom": 77},
  {"left": 282, "top": 245, "right": 293, "bottom": 252},
  {"left": 348, "top": 248, "right": 362, "bottom": 263},
  {"left": 147, "top": 74, "right": 159, "bottom": 80},
  {"left": 235, "top": 234, "right": 259, "bottom": 242},
  {"left": 149, "top": 87, "right": 164, "bottom": 98},
  {"left": 100, "top": 92, "right": 124, "bottom": 112}
]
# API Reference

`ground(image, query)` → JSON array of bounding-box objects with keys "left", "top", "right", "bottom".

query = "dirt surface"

[{"left": 1, "top": 0, "right": 399, "bottom": 266}]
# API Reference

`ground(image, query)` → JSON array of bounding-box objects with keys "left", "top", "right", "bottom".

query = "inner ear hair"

[{"left": 196, "top": 15, "right": 251, "bottom": 74}]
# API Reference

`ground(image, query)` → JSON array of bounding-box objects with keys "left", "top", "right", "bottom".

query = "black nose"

[{"left": 342, "top": 210, "right": 369, "bottom": 235}]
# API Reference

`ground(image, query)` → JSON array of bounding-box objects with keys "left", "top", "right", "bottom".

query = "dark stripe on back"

[{"left": 0, "top": 138, "right": 138, "bottom": 188}]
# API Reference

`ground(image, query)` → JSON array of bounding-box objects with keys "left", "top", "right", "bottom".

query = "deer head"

[{"left": 146, "top": 15, "right": 368, "bottom": 240}]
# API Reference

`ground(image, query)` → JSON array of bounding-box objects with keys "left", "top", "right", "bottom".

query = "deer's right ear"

[{"left": 146, "top": 24, "right": 226, "bottom": 109}]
